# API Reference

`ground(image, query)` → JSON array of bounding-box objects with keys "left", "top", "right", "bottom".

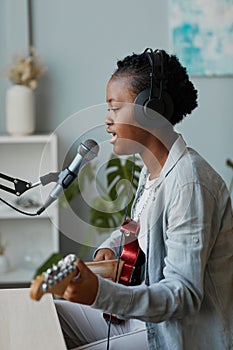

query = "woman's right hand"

[{"left": 94, "top": 248, "right": 116, "bottom": 261}]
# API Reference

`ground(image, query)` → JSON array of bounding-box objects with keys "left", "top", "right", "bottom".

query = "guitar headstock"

[{"left": 30, "top": 254, "right": 78, "bottom": 301}]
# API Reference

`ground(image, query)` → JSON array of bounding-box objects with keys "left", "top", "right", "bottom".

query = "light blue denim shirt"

[{"left": 92, "top": 135, "right": 233, "bottom": 350}]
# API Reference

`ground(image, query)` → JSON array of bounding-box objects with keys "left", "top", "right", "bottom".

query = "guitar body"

[
  {"left": 103, "top": 219, "right": 145, "bottom": 323},
  {"left": 115, "top": 218, "right": 145, "bottom": 286}
]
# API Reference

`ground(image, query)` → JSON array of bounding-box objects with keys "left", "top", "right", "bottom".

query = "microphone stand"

[
  {"left": 0, "top": 172, "right": 60, "bottom": 197},
  {"left": 0, "top": 172, "right": 34, "bottom": 196},
  {"left": 0, "top": 171, "right": 60, "bottom": 215}
]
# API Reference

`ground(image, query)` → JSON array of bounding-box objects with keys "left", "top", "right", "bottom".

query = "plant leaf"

[
  {"left": 226, "top": 159, "right": 233, "bottom": 169},
  {"left": 59, "top": 162, "right": 96, "bottom": 207},
  {"left": 98, "top": 154, "right": 141, "bottom": 222},
  {"left": 90, "top": 197, "right": 123, "bottom": 230}
]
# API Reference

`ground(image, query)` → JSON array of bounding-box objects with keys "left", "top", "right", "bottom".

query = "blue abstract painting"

[{"left": 169, "top": 0, "right": 233, "bottom": 76}]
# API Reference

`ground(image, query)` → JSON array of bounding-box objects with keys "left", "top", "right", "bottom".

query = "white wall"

[{"left": 1, "top": 0, "right": 233, "bottom": 255}]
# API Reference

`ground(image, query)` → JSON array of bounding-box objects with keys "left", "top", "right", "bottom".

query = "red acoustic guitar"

[{"left": 30, "top": 219, "right": 145, "bottom": 321}]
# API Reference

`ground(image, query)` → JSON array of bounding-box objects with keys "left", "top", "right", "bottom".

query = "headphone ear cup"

[
  {"left": 134, "top": 88, "right": 151, "bottom": 127},
  {"left": 134, "top": 88, "right": 150, "bottom": 108},
  {"left": 134, "top": 88, "right": 174, "bottom": 128},
  {"left": 146, "top": 97, "right": 165, "bottom": 116}
]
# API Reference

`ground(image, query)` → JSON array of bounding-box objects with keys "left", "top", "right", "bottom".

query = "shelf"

[
  {"left": 0, "top": 133, "right": 59, "bottom": 287},
  {"left": 0, "top": 134, "right": 55, "bottom": 144},
  {"left": 0, "top": 267, "right": 35, "bottom": 284}
]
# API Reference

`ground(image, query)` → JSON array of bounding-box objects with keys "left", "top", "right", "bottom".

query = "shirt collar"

[
  {"left": 140, "top": 133, "right": 187, "bottom": 188},
  {"left": 161, "top": 134, "right": 187, "bottom": 178}
]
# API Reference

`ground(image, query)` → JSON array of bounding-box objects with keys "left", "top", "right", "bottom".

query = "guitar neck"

[
  {"left": 30, "top": 258, "right": 125, "bottom": 301},
  {"left": 86, "top": 259, "right": 124, "bottom": 281},
  {"left": 30, "top": 220, "right": 143, "bottom": 302}
]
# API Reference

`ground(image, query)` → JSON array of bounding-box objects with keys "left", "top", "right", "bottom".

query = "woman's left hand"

[{"left": 63, "top": 259, "right": 98, "bottom": 305}]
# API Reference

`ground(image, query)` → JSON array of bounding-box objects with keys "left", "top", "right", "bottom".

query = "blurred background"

[{"left": 0, "top": 0, "right": 232, "bottom": 285}]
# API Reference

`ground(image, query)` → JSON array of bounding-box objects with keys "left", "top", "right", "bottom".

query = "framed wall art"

[{"left": 169, "top": 0, "right": 233, "bottom": 76}]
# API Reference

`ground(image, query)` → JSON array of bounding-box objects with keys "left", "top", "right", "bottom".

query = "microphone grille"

[{"left": 78, "top": 139, "right": 99, "bottom": 160}]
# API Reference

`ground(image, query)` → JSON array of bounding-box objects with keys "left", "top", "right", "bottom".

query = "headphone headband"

[
  {"left": 144, "top": 48, "right": 164, "bottom": 100},
  {"left": 134, "top": 48, "right": 174, "bottom": 127}
]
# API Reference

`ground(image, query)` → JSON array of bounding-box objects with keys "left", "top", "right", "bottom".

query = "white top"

[{"left": 133, "top": 174, "right": 159, "bottom": 253}]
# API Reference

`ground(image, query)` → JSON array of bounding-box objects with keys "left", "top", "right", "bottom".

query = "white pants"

[{"left": 55, "top": 300, "right": 148, "bottom": 350}]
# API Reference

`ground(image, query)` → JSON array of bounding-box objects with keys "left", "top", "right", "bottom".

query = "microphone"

[{"left": 37, "top": 139, "right": 99, "bottom": 215}]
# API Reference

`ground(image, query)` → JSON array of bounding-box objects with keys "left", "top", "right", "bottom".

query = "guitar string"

[
  {"left": 115, "top": 154, "right": 136, "bottom": 275},
  {"left": 106, "top": 154, "right": 136, "bottom": 350}
]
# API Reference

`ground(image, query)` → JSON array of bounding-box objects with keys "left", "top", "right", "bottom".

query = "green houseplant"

[
  {"left": 226, "top": 159, "right": 233, "bottom": 194},
  {"left": 60, "top": 154, "right": 142, "bottom": 231},
  {"left": 90, "top": 155, "right": 141, "bottom": 231},
  {"left": 33, "top": 155, "right": 141, "bottom": 276}
]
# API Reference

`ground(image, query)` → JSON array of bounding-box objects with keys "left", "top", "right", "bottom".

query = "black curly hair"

[{"left": 112, "top": 49, "right": 198, "bottom": 125}]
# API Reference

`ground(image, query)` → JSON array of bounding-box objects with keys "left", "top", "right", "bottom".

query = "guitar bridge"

[{"left": 121, "top": 219, "right": 140, "bottom": 238}]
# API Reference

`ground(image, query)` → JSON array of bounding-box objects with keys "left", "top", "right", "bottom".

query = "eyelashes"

[{"left": 107, "top": 107, "right": 120, "bottom": 112}]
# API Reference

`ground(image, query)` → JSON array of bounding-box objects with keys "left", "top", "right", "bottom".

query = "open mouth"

[{"left": 109, "top": 132, "right": 117, "bottom": 144}]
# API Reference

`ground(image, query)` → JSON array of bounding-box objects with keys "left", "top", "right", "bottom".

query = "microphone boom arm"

[
  {"left": 0, "top": 171, "right": 60, "bottom": 196},
  {"left": 0, "top": 139, "right": 99, "bottom": 216},
  {"left": 0, "top": 172, "right": 32, "bottom": 196}
]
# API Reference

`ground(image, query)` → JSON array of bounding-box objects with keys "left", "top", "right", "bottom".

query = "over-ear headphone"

[{"left": 134, "top": 48, "right": 174, "bottom": 128}]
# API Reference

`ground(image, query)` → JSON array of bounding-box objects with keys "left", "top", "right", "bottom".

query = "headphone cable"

[{"left": 106, "top": 155, "right": 136, "bottom": 350}]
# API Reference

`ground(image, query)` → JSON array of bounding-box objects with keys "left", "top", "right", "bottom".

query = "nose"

[{"left": 105, "top": 113, "right": 114, "bottom": 126}]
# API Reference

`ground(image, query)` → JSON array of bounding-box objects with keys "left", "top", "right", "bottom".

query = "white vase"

[
  {"left": 6, "top": 84, "right": 35, "bottom": 136},
  {"left": 0, "top": 254, "right": 8, "bottom": 274}
]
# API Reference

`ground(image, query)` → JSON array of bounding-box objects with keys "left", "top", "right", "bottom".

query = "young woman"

[{"left": 55, "top": 49, "right": 233, "bottom": 350}]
